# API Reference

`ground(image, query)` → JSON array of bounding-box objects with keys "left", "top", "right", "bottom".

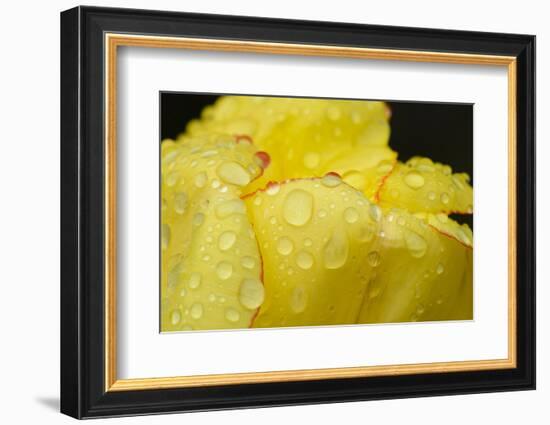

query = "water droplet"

[
  {"left": 266, "top": 183, "right": 280, "bottom": 196},
  {"left": 277, "top": 237, "right": 294, "bottom": 256},
  {"left": 165, "top": 171, "right": 179, "bottom": 187},
  {"left": 179, "top": 288, "right": 187, "bottom": 297},
  {"left": 225, "top": 308, "right": 240, "bottom": 322},
  {"left": 357, "top": 222, "right": 376, "bottom": 242},
  {"left": 296, "top": 251, "right": 314, "bottom": 270},
  {"left": 194, "top": 171, "right": 207, "bottom": 188},
  {"left": 192, "top": 213, "right": 205, "bottom": 226},
  {"left": 369, "top": 204, "right": 382, "bottom": 222},
  {"left": 217, "top": 161, "right": 251, "bottom": 187},
  {"left": 404, "top": 230, "right": 428, "bottom": 258},
  {"left": 216, "top": 261, "right": 233, "bottom": 280},
  {"left": 269, "top": 216, "right": 277, "bottom": 225},
  {"left": 253, "top": 197, "right": 262, "bottom": 206},
  {"left": 367, "top": 251, "right": 380, "bottom": 267},
  {"left": 344, "top": 207, "right": 359, "bottom": 223},
  {"left": 436, "top": 263, "right": 445, "bottom": 274},
  {"left": 416, "top": 304, "right": 425, "bottom": 315},
  {"left": 218, "top": 231, "right": 237, "bottom": 251},
  {"left": 442, "top": 165, "right": 452, "bottom": 176},
  {"left": 241, "top": 256, "right": 255, "bottom": 269},
  {"left": 290, "top": 285, "right": 308, "bottom": 313},
  {"left": 283, "top": 189, "right": 313, "bottom": 226},
  {"left": 188, "top": 272, "right": 201, "bottom": 289},
  {"left": 211, "top": 179, "right": 221, "bottom": 189},
  {"left": 239, "top": 278, "right": 265, "bottom": 309},
  {"left": 174, "top": 192, "right": 188, "bottom": 214},
  {"left": 303, "top": 152, "right": 320, "bottom": 169},
  {"left": 170, "top": 309, "right": 181, "bottom": 325},
  {"left": 440, "top": 192, "right": 450, "bottom": 205},
  {"left": 321, "top": 173, "right": 342, "bottom": 188},
  {"left": 287, "top": 267, "right": 295, "bottom": 275},
  {"left": 428, "top": 191, "right": 436, "bottom": 201},
  {"left": 304, "top": 238, "right": 313, "bottom": 247},
  {"left": 404, "top": 171, "right": 425, "bottom": 189},
  {"left": 190, "top": 303, "right": 203, "bottom": 319},
  {"left": 323, "top": 228, "right": 349, "bottom": 269},
  {"left": 317, "top": 209, "right": 327, "bottom": 218},
  {"left": 161, "top": 224, "right": 171, "bottom": 250},
  {"left": 397, "top": 216, "right": 406, "bottom": 226}
]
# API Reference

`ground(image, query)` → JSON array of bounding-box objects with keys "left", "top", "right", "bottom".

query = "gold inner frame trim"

[{"left": 104, "top": 33, "right": 518, "bottom": 392}]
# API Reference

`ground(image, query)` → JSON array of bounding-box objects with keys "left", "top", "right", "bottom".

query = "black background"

[{"left": 161, "top": 93, "right": 473, "bottom": 226}]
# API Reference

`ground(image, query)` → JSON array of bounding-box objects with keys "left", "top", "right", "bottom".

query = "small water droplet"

[
  {"left": 397, "top": 216, "right": 406, "bottom": 226},
  {"left": 277, "top": 237, "right": 294, "bottom": 256},
  {"left": 188, "top": 272, "right": 201, "bottom": 289},
  {"left": 216, "top": 261, "right": 233, "bottom": 280},
  {"left": 283, "top": 189, "right": 313, "bottom": 226},
  {"left": 367, "top": 251, "right": 380, "bottom": 267},
  {"left": 217, "top": 161, "right": 251, "bottom": 186},
  {"left": 190, "top": 303, "right": 203, "bottom": 319},
  {"left": 404, "top": 171, "right": 425, "bottom": 189},
  {"left": 344, "top": 207, "right": 359, "bottom": 223},
  {"left": 321, "top": 173, "right": 342, "bottom": 188},
  {"left": 179, "top": 288, "right": 186, "bottom": 297},
  {"left": 377, "top": 161, "right": 393, "bottom": 174},
  {"left": 239, "top": 278, "right": 265, "bottom": 309},
  {"left": 192, "top": 213, "right": 205, "bottom": 226},
  {"left": 428, "top": 191, "right": 436, "bottom": 201},
  {"left": 323, "top": 228, "right": 349, "bottom": 269},
  {"left": 225, "top": 308, "right": 240, "bottom": 322},
  {"left": 170, "top": 309, "right": 181, "bottom": 325},
  {"left": 253, "top": 197, "right": 262, "bottom": 206},
  {"left": 265, "top": 183, "right": 280, "bottom": 196},
  {"left": 317, "top": 209, "right": 327, "bottom": 218},
  {"left": 440, "top": 192, "right": 450, "bottom": 205},
  {"left": 436, "top": 263, "right": 445, "bottom": 274},
  {"left": 174, "top": 192, "right": 188, "bottom": 214},
  {"left": 404, "top": 230, "right": 428, "bottom": 258},
  {"left": 416, "top": 304, "right": 425, "bottom": 315},
  {"left": 290, "top": 285, "right": 308, "bottom": 313},
  {"left": 304, "top": 238, "right": 313, "bottom": 247},
  {"left": 357, "top": 223, "right": 376, "bottom": 242},
  {"left": 296, "top": 251, "right": 314, "bottom": 270},
  {"left": 241, "top": 256, "right": 255, "bottom": 269},
  {"left": 218, "top": 231, "right": 237, "bottom": 251},
  {"left": 327, "top": 106, "right": 341, "bottom": 121}
]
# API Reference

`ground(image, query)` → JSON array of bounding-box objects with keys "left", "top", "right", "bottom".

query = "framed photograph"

[{"left": 60, "top": 6, "right": 535, "bottom": 419}]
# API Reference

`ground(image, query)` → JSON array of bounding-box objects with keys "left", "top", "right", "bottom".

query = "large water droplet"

[
  {"left": 217, "top": 161, "right": 251, "bottom": 187},
  {"left": 188, "top": 272, "right": 202, "bottom": 289},
  {"left": 344, "top": 207, "right": 359, "bottom": 223},
  {"left": 367, "top": 251, "right": 381, "bottom": 267},
  {"left": 174, "top": 192, "right": 188, "bottom": 214},
  {"left": 404, "top": 171, "right": 425, "bottom": 189},
  {"left": 239, "top": 278, "right": 265, "bottom": 309},
  {"left": 290, "top": 285, "right": 308, "bottom": 313},
  {"left": 283, "top": 189, "right": 313, "bottom": 226},
  {"left": 218, "top": 231, "right": 237, "bottom": 251},
  {"left": 296, "top": 251, "right": 314, "bottom": 270},
  {"left": 277, "top": 237, "right": 294, "bottom": 256},
  {"left": 216, "top": 261, "right": 233, "bottom": 280},
  {"left": 323, "top": 228, "right": 349, "bottom": 269},
  {"left": 405, "top": 230, "right": 428, "bottom": 258},
  {"left": 225, "top": 308, "right": 240, "bottom": 322},
  {"left": 170, "top": 309, "right": 181, "bottom": 326},
  {"left": 190, "top": 303, "right": 203, "bottom": 319}
]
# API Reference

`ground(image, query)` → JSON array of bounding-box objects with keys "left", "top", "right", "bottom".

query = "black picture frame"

[{"left": 60, "top": 5, "right": 535, "bottom": 419}]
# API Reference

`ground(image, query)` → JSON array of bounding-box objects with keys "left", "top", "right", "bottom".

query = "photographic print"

[{"left": 160, "top": 94, "right": 473, "bottom": 332}]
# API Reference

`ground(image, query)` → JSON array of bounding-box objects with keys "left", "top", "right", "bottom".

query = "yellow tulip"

[{"left": 161, "top": 96, "right": 473, "bottom": 331}]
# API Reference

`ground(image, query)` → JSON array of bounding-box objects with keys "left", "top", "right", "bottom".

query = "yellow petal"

[
  {"left": 186, "top": 96, "right": 394, "bottom": 193},
  {"left": 376, "top": 157, "right": 473, "bottom": 214},
  {"left": 358, "top": 209, "right": 473, "bottom": 323},
  {"left": 161, "top": 134, "right": 267, "bottom": 331},
  {"left": 243, "top": 177, "right": 381, "bottom": 328}
]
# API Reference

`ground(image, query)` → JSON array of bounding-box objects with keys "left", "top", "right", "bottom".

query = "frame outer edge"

[{"left": 60, "top": 6, "right": 83, "bottom": 419}]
